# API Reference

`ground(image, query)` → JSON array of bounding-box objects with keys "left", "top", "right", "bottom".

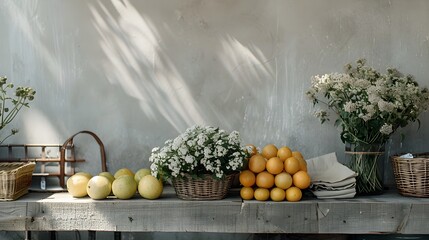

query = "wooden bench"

[{"left": 1, "top": 186, "right": 428, "bottom": 239}]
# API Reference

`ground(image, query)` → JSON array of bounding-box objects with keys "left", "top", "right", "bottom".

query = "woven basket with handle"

[
  {"left": 391, "top": 154, "right": 429, "bottom": 197},
  {"left": 172, "top": 173, "right": 236, "bottom": 200}
]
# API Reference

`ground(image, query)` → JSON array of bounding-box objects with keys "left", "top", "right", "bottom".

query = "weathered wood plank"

[
  {"left": 317, "top": 192, "right": 429, "bottom": 234},
  {"left": 238, "top": 201, "right": 318, "bottom": 233},
  {"left": 317, "top": 201, "right": 407, "bottom": 234},
  {"left": 399, "top": 203, "right": 429, "bottom": 234},
  {"left": 26, "top": 191, "right": 244, "bottom": 232},
  {"left": 2, "top": 188, "right": 429, "bottom": 234},
  {"left": 0, "top": 201, "right": 28, "bottom": 230}
]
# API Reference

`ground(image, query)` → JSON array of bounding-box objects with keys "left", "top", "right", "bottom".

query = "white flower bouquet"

[
  {"left": 306, "top": 59, "right": 429, "bottom": 146},
  {"left": 306, "top": 59, "right": 429, "bottom": 194},
  {"left": 150, "top": 125, "right": 250, "bottom": 181}
]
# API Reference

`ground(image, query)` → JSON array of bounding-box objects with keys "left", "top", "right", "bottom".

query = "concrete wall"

[{"left": 1, "top": 0, "right": 429, "bottom": 239}]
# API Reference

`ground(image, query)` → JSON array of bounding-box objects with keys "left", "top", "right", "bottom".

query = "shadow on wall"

[
  {"left": 86, "top": 0, "right": 277, "bottom": 133},
  {"left": 5, "top": 0, "right": 325, "bottom": 177},
  {"left": 3, "top": 0, "right": 280, "bottom": 141}
]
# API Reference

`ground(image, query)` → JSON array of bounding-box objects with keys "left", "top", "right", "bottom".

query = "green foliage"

[{"left": 0, "top": 75, "right": 36, "bottom": 144}]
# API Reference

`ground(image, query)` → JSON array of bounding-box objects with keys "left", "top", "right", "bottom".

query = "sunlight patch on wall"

[
  {"left": 218, "top": 35, "right": 274, "bottom": 87},
  {"left": 88, "top": 0, "right": 205, "bottom": 132},
  {"left": 22, "top": 108, "right": 61, "bottom": 144},
  {"left": 4, "top": 1, "right": 60, "bottom": 82}
]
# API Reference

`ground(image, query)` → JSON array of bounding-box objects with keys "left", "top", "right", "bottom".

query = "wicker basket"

[
  {"left": 0, "top": 162, "right": 36, "bottom": 201},
  {"left": 391, "top": 154, "right": 429, "bottom": 197},
  {"left": 172, "top": 174, "right": 236, "bottom": 200}
]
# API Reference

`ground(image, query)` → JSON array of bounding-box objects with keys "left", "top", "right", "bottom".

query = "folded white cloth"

[
  {"left": 312, "top": 181, "right": 355, "bottom": 191},
  {"left": 311, "top": 187, "right": 356, "bottom": 198},
  {"left": 312, "top": 176, "right": 356, "bottom": 188},
  {"left": 315, "top": 191, "right": 356, "bottom": 199},
  {"left": 306, "top": 152, "right": 357, "bottom": 183},
  {"left": 306, "top": 152, "right": 357, "bottom": 199}
]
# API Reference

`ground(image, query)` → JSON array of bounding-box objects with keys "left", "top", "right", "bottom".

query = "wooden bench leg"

[
  {"left": 88, "top": 231, "right": 96, "bottom": 240},
  {"left": 114, "top": 231, "right": 121, "bottom": 240},
  {"left": 49, "top": 231, "right": 57, "bottom": 240},
  {"left": 25, "top": 231, "right": 31, "bottom": 240}
]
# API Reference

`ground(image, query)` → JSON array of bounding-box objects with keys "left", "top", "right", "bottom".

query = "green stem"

[
  {"left": 3, "top": 98, "right": 25, "bottom": 125},
  {"left": 348, "top": 143, "right": 384, "bottom": 194},
  {"left": 0, "top": 87, "right": 6, "bottom": 128}
]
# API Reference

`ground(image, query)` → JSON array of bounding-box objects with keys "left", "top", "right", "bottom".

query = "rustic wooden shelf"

[{"left": 0, "top": 187, "right": 428, "bottom": 234}]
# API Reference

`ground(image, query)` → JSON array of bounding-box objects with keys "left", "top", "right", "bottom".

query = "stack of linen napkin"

[{"left": 306, "top": 152, "right": 357, "bottom": 199}]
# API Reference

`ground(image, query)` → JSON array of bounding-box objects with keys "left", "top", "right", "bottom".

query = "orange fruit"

[
  {"left": 261, "top": 144, "right": 278, "bottom": 160},
  {"left": 284, "top": 157, "right": 300, "bottom": 175},
  {"left": 296, "top": 157, "right": 307, "bottom": 171},
  {"left": 239, "top": 170, "right": 256, "bottom": 187},
  {"left": 274, "top": 172, "right": 293, "bottom": 190},
  {"left": 285, "top": 186, "right": 302, "bottom": 202},
  {"left": 266, "top": 157, "right": 284, "bottom": 175},
  {"left": 292, "top": 151, "right": 304, "bottom": 159},
  {"left": 240, "top": 187, "right": 254, "bottom": 200},
  {"left": 248, "top": 154, "right": 266, "bottom": 173},
  {"left": 277, "top": 146, "right": 292, "bottom": 162},
  {"left": 292, "top": 151, "right": 307, "bottom": 171},
  {"left": 246, "top": 144, "right": 258, "bottom": 156},
  {"left": 256, "top": 171, "right": 275, "bottom": 189},
  {"left": 293, "top": 170, "right": 311, "bottom": 189},
  {"left": 270, "top": 187, "right": 286, "bottom": 202},
  {"left": 254, "top": 188, "right": 270, "bottom": 201}
]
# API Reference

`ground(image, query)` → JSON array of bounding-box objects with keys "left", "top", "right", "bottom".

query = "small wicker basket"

[
  {"left": 172, "top": 174, "right": 236, "bottom": 200},
  {"left": 0, "top": 162, "right": 36, "bottom": 201},
  {"left": 391, "top": 154, "right": 429, "bottom": 197}
]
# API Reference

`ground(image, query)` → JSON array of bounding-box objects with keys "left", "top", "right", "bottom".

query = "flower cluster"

[
  {"left": 306, "top": 59, "right": 429, "bottom": 144},
  {"left": 149, "top": 125, "right": 250, "bottom": 180}
]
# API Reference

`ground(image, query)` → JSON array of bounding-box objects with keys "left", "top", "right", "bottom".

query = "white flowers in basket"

[{"left": 150, "top": 125, "right": 250, "bottom": 180}]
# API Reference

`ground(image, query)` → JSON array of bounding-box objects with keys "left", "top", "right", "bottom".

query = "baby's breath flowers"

[
  {"left": 149, "top": 125, "right": 250, "bottom": 180},
  {"left": 306, "top": 59, "right": 429, "bottom": 145}
]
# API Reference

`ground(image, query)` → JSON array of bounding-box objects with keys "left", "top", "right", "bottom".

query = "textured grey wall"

[
  {"left": 2, "top": 0, "right": 429, "bottom": 179},
  {"left": 1, "top": 0, "right": 429, "bottom": 239},
  {"left": 1, "top": 0, "right": 429, "bottom": 176}
]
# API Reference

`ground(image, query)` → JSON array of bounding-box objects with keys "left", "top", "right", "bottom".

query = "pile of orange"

[{"left": 239, "top": 144, "right": 311, "bottom": 202}]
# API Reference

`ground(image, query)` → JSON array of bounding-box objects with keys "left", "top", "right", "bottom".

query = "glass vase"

[{"left": 345, "top": 142, "right": 385, "bottom": 195}]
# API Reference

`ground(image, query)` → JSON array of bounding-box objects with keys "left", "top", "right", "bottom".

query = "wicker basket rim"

[
  {"left": 392, "top": 152, "right": 429, "bottom": 159},
  {"left": 391, "top": 156, "right": 429, "bottom": 161},
  {"left": 172, "top": 172, "right": 238, "bottom": 180},
  {"left": 0, "top": 162, "right": 36, "bottom": 174}
]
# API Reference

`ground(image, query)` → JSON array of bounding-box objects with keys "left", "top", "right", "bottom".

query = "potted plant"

[
  {"left": 149, "top": 125, "right": 250, "bottom": 200},
  {"left": 306, "top": 59, "right": 429, "bottom": 195},
  {"left": 0, "top": 75, "right": 36, "bottom": 144}
]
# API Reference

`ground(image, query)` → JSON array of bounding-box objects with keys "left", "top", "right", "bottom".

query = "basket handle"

[{"left": 59, "top": 130, "right": 107, "bottom": 188}]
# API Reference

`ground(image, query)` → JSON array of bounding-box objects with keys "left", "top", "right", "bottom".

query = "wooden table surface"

[{"left": 1, "top": 187, "right": 428, "bottom": 234}]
